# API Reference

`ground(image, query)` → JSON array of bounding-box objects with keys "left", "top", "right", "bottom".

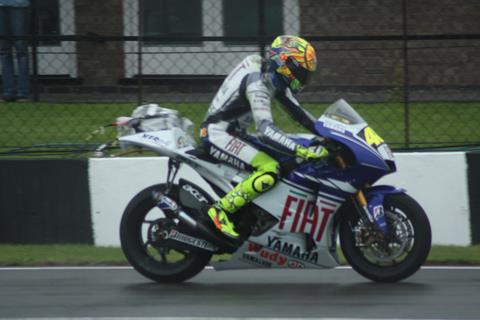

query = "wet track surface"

[{"left": 0, "top": 267, "right": 479, "bottom": 319}]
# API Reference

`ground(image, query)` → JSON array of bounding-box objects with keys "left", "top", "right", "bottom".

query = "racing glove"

[{"left": 295, "top": 145, "right": 329, "bottom": 160}]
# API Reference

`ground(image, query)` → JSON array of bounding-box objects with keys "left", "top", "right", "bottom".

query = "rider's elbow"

[{"left": 256, "top": 119, "right": 274, "bottom": 141}]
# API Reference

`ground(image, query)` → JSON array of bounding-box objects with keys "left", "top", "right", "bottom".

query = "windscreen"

[{"left": 322, "top": 99, "right": 366, "bottom": 125}]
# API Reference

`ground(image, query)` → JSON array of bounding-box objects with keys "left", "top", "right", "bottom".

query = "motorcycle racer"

[{"left": 200, "top": 35, "right": 329, "bottom": 239}]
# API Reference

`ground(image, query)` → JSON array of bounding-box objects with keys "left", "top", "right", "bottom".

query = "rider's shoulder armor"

[{"left": 205, "top": 55, "right": 272, "bottom": 126}]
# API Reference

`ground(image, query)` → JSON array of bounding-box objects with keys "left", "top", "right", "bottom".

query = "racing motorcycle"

[{"left": 118, "top": 99, "right": 431, "bottom": 283}]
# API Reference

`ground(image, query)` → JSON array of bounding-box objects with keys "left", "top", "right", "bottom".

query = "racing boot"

[{"left": 207, "top": 205, "right": 239, "bottom": 239}]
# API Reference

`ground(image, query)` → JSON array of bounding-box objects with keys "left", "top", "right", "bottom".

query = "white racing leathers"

[{"left": 201, "top": 55, "right": 318, "bottom": 170}]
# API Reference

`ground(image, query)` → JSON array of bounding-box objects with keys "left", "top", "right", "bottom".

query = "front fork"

[
  {"left": 355, "top": 190, "right": 387, "bottom": 232},
  {"left": 355, "top": 190, "right": 370, "bottom": 221},
  {"left": 336, "top": 156, "right": 388, "bottom": 235}
]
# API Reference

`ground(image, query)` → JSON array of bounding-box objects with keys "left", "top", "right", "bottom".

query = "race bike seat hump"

[
  {"left": 185, "top": 148, "right": 221, "bottom": 164},
  {"left": 186, "top": 137, "right": 296, "bottom": 167},
  {"left": 185, "top": 138, "right": 312, "bottom": 176}
]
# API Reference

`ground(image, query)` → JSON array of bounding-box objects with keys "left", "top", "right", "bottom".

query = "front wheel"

[
  {"left": 340, "top": 193, "right": 431, "bottom": 282},
  {"left": 120, "top": 184, "right": 212, "bottom": 283}
]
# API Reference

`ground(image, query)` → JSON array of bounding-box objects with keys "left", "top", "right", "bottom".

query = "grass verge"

[
  {"left": 1, "top": 101, "right": 480, "bottom": 154},
  {"left": 0, "top": 244, "right": 478, "bottom": 266}
]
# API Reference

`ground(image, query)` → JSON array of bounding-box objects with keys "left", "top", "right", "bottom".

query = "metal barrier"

[{"left": 0, "top": 0, "right": 479, "bottom": 155}]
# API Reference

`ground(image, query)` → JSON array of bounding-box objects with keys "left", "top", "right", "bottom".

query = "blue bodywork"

[{"left": 246, "top": 103, "right": 402, "bottom": 234}]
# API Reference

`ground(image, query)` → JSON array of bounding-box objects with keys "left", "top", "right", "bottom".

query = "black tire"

[
  {"left": 120, "top": 184, "right": 212, "bottom": 283},
  {"left": 340, "top": 193, "right": 431, "bottom": 282}
]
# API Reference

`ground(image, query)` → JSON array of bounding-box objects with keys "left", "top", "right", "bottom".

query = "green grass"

[
  {"left": 0, "top": 245, "right": 127, "bottom": 266},
  {"left": 0, "top": 102, "right": 138, "bottom": 149},
  {"left": 304, "top": 102, "right": 480, "bottom": 148},
  {"left": 1, "top": 101, "right": 479, "bottom": 156},
  {"left": 425, "top": 245, "right": 480, "bottom": 265},
  {"left": 0, "top": 244, "right": 478, "bottom": 266}
]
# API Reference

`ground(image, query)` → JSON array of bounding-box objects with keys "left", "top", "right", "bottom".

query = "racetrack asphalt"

[{"left": 0, "top": 266, "right": 479, "bottom": 319}]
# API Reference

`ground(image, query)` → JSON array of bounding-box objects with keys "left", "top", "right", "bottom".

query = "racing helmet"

[{"left": 269, "top": 35, "right": 317, "bottom": 92}]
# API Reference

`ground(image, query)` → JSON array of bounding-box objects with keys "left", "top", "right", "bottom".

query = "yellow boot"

[{"left": 207, "top": 206, "right": 240, "bottom": 239}]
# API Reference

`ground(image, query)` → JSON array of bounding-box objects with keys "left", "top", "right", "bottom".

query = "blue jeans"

[{"left": 0, "top": 6, "right": 30, "bottom": 98}]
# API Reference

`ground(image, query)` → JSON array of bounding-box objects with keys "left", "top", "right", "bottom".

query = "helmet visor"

[{"left": 286, "top": 57, "right": 311, "bottom": 86}]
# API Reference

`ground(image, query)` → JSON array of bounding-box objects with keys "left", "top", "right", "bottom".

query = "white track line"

[
  {"left": 0, "top": 265, "right": 479, "bottom": 271},
  {"left": 0, "top": 317, "right": 459, "bottom": 320}
]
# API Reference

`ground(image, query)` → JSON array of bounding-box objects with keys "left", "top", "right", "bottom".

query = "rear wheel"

[
  {"left": 340, "top": 193, "right": 431, "bottom": 282},
  {"left": 120, "top": 184, "right": 212, "bottom": 283}
]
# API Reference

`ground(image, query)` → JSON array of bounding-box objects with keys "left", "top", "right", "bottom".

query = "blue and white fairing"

[{"left": 285, "top": 99, "right": 396, "bottom": 197}]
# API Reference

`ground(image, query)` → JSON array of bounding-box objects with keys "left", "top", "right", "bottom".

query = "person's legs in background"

[
  {"left": 10, "top": 6, "right": 30, "bottom": 100},
  {"left": 0, "top": 7, "right": 16, "bottom": 101}
]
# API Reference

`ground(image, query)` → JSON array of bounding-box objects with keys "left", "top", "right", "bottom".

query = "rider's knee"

[
  {"left": 251, "top": 171, "right": 278, "bottom": 193},
  {"left": 251, "top": 154, "right": 280, "bottom": 193}
]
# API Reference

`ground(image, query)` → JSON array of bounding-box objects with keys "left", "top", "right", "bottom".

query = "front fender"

[
  {"left": 364, "top": 185, "right": 406, "bottom": 234},
  {"left": 364, "top": 185, "right": 406, "bottom": 198}
]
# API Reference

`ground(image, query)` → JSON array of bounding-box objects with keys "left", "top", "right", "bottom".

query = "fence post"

[
  {"left": 402, "top": 0, "right": 410, "bottom": 148},
  {"left": 30, "top": 0, "right": 39, "bottom": 102},
  {"left": 258, "top": 0, "right": 266, "bottom": 70},
  {"left": 137, "top": 0, "right": 144, "bottom": 105}
]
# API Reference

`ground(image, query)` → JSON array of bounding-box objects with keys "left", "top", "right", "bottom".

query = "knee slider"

[{"left": 251, "top": 171, "right": 278, "bottom": 194}]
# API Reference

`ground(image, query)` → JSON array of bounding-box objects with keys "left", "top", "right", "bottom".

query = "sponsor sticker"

[
  {"left": 168, "top": 229, "right": 217, "bottom": 251},
  {"left": 323, "top": 119, "right": 347, "bottom": 133},
  {"left": 177, "top": 136, "right": 187, "bottom": 148},
  {"left": 288, "top": 260, "right": 305, "bottom": 269},
  {"left": 158, "top": 195, "right": 178, "bottom": 211},
  {"left": 245, "top": 242, "right": 310, "bottom": 268},
  {"left": 209, "top": 145, "right": 247, "bottom": 170},
  {"left": 242, "top": 253, "right": 272, "bottom": 268},
  {"left": 142, "top": 133, "right": 170, "bottom": 146},
  {"left": 267, "top": 236, "right": 319, "bottom": 265},
  {"left": 224, "top": 138, "right": 247, "bottom": 156},
  {"left": 373, "top": 205, "right": 384, "bottom": 219},
  {"left": 182, "top": 184, "right": 209, "bottom": 204},
  {"left": 279, "top": 194, "right": 336, "bottom": 242}
]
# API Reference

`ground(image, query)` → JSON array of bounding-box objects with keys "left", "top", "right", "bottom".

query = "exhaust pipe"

[
  {"left": 178, "top": 209, "right": 240, "bottom": 252},
  {"left": 178, "top": 210, "right": 197, "bottom": 228}
]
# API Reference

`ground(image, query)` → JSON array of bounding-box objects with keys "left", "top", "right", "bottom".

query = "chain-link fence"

[{"left": 0, "top": 0, "right": 479, "bottom": 156}]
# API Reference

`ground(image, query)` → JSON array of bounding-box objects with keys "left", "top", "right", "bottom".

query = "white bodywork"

[{"left": 119, "top": 127, "right": 341, "bottom": 270}]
